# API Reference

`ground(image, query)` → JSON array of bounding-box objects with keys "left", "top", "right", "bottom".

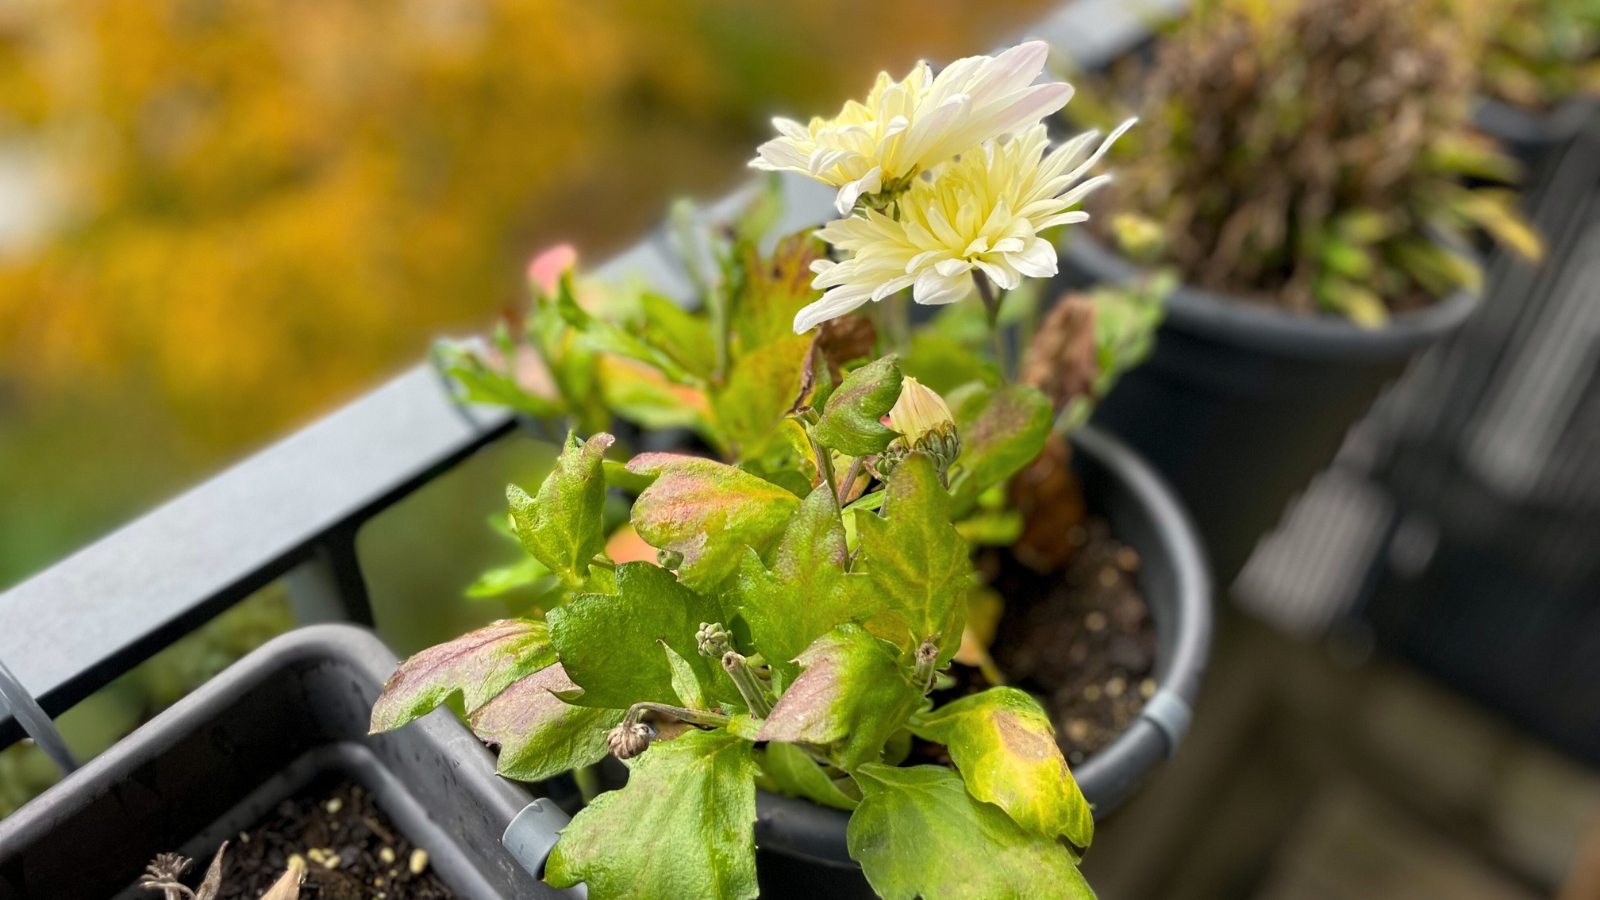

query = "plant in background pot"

[
  {"left": 1058, "top": 0, "right": 1545, "bottom": 581},
  {"left": 372, "top": 41, "right": 1213, "bottom": 900},
  {"left": 1472, "top": 0, "right": 1600, "bottom": 156}
]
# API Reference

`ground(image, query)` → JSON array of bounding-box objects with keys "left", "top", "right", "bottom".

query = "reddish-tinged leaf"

[
  {"left": 370, "top": 619, "right": 554, "bottom": 733},
  {"left": 812, "top": 356, "right": 903, "bottom": 456},
  {"left": 757, "top": 623, "right": 923, "bottom": 770},
  {"left": 468, "top": 663, "right": 624, "bottom": 783},
  {"left": 626, "top": 453, "right": 800, "bottom": 592}
]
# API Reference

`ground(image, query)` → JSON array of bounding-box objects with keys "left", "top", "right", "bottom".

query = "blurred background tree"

[{"left": 0, "top": 0, "right": 1052, "bottom": 816}]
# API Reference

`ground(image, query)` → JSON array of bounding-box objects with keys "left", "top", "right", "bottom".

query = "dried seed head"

[{"left": 607, "top": 721, "right": 654, "bottom": 760}]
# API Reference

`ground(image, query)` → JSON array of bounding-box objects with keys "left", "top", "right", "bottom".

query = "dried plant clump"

[
  {"left": 1090, "top": 0, "right": 1541, "bottom": 324},
  {"left": 140, "top": 843, "right": 301, "bottom": 900}
]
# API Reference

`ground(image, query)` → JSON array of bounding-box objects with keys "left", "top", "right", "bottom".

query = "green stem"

[
  {"left": 722, "top": 652, "right": 774, "bottom": 718},
  {"left": 973, "top": 273, "right": 1010, "bottom": 381},
  {"left": 624, "top": 702, "right": 732, "bottom": 730},
  {"left": 573, "top": 764, "right": 603, "bottom": 804},
  {"left": 808, "top": 429, "right": 838, "bottom": 497},
  {"left": 837, "top": 457, "right": 864, "bottom": 505}
]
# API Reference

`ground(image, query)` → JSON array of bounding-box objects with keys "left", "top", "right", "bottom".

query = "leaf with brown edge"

[
  {"left": 625, "top": 453, "right": 800, "bottom": 592},
  {"left": 467, "top": 663, "right": 624, "bottom": 783},
  {"left": 911, "top": 687, "right": 1093, "bottom": 847},
  {"left": 370, "top": 619, "right": 555, "bottom": 733},
  {"left": 507, "top": 431, "right": 613, "bottom": 588},
  {"left": 843, "top": 452, "right": 971, "bottom": 665},
  {"left": 811, "top": 355, "right": 903, "bottom": 457},
  {"left": 737, "top": 483, "right": 854, "bottom": 692},
  {"left": 756, "top": 623, "right": 923, "bottom": 771}
]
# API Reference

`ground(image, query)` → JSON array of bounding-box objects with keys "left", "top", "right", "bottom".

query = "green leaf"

[
  {"left": 626, "top": 453, "right": 801, "bottom": 592},
  {"left": 845, "top": 452, "right": 972, "bottom": 664},
  {"left": 369, "top": 619, "right": 555, "bottom": 732},
  {"left": 848, "top": 765, "right": 1095, "bottom": 900},
  {"left": 711, "top": 332, "right": 815, "bottom": 461},
  {"left": 758, "top": 742, "right": 858, "bottom": 811},
  {"left": 547, "top": 562, "right": 722, "bottom": 709},
  {"left": 434, "top": 341, "right": 564, "bottom": 419},
  {"left": 812, "top": 355, "right": 903, "bottom": 456},
  {"left": 663, "top": 641, "right": 708, "bottom": 711},
  {"left": 756, "top": 623, "right": 924, "bottom": 770},
  {"left": 546, "top": 729, "right": 760, "bottom": 900},
  {"left": 467, "top": 663, "right": 624, "bottom": 783},
  {"left": 464, "top": 555, "right": 557, "bottom": 599},
  {"left": 640, "top": 293, "right": 717, "bottom": 380},
  {"left": 507, "top": 432, "right": 614, "bottom": 588},
  {"left": 911, "top": 687, "right": 1093, "bottom": 847},
  {"left": 900, "top": 335, "right": 992, "bottom": 396},
  {"left": 737, "top": 484, "right": 853, "bottom": 691},
  {"left": 953, "top": 384, "right": 1053, "bottom": 507}
]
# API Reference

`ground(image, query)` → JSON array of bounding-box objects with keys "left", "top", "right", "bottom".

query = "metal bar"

[{"left": 0, "top": 656, "right": 76, "bottom": 774}]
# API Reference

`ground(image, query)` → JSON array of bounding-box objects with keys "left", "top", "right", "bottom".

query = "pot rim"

[
  {"left": 1063, "top": 231, "right": 1482, "bottom": 363},
  {"left": 754, "top": 422, "right": 1213, "bottom": 868}
]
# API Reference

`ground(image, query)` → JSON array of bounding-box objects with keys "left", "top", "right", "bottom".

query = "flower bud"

[
  {"left": 696, "top": 622, "right": 733, "bottom": 658},
  {"left": 607, "top": 721, "right": 654, "bottom": 760},
  {"left": 886, "top": 377, "right": 961, "bottom": 481}
]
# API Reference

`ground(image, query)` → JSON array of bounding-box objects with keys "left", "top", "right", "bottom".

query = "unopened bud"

[
  {"left": 607, "top": 721, "right": 654, "bottom": 760},
  {"left": 697, "top": 622, "right": 733, "bottom": 658},
  {"left": 657, "top": 548, "right": 685, "bottom": 570},
  {"left": 888, "top": 377, "right": 954, "bottom": 448}
]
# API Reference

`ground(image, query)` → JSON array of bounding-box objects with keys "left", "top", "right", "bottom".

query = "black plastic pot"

[
  {"left": 1473, "top": 96, "right": 1597, "bottom": 168},
  {"left": 1063, "top": 233, "right": 1479, "bottom": 584},
  {"left": 0, "top": 625, "right": 558, "bottom": 900},
  {"left": 744, "top": 423, "right": 1214, "bottom": 899}
]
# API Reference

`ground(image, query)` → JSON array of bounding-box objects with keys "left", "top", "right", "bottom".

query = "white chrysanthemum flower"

[
  {"left": 794, "top": 119, "right": 1136, "bottom": 334},
  {"left": 751, "top": 41, "right": 1074, "bottom": 216}
]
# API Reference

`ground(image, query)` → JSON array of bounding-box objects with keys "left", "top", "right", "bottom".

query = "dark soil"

[
  {"left": 981, "top": 517, "right": 1157, "bottom": 765},
  {"left": 213, "top": 780, "right": 454, "bottom": 900}
]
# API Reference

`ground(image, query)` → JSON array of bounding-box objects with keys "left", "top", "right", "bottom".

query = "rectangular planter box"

[{"left": 0, "top": 625, "right": 563, "bottom": 900}]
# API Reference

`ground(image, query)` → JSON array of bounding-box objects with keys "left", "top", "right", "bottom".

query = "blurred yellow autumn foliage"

[{"left": 0, "top": 0, "right": 1050, "bottom": 586}]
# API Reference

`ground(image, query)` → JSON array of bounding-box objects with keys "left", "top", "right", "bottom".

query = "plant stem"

[
  {"left": 589, "top": 555, "right": 617, "bottom": 570},
  {"left": 973, "top": 272, "right": 1010, "bottom": 381},
  {"left": 837, "top": 457, "right": 864, "bottom": 505},
  {"left": 722, "top": 652, "right": 774, "bottom": 718},
  {"left": 808, "top": 429, "right": 838, "bottom": 497},
  {"left": 623, "top": 702, "right": 731, "bottom": 730}
]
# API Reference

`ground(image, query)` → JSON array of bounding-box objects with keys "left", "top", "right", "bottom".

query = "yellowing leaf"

[
  {"left": 370, "top": 619, "right": 555, "bottom": 732},
  {"left": 546, "top": 729, "right": 759, "bottom": 900},
  {"left": 711, "top": 331, "right": 815, "bottom": 461},
  {"left": 626, "top": 453, "right": 800, "bottom": 592},
  {"left": 952, "top": 384, "right": 1053, "bottom": 511},
  {"left": 911, "top": 687, "right": 1093, "bottom": 847},
  {"left": 848, "top": 764, "right": 1094, "bottom": 900}
]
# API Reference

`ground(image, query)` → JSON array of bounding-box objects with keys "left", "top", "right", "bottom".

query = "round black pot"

[
  {"left": 1062, "top": 233, "right": 1479, "bottom": 584},
  {"left": 1472, "top": 95, "right": 1597, "bottom": 168},
  {"left": 749, "top": 423, "right": 1214, "bottom": 899}
]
